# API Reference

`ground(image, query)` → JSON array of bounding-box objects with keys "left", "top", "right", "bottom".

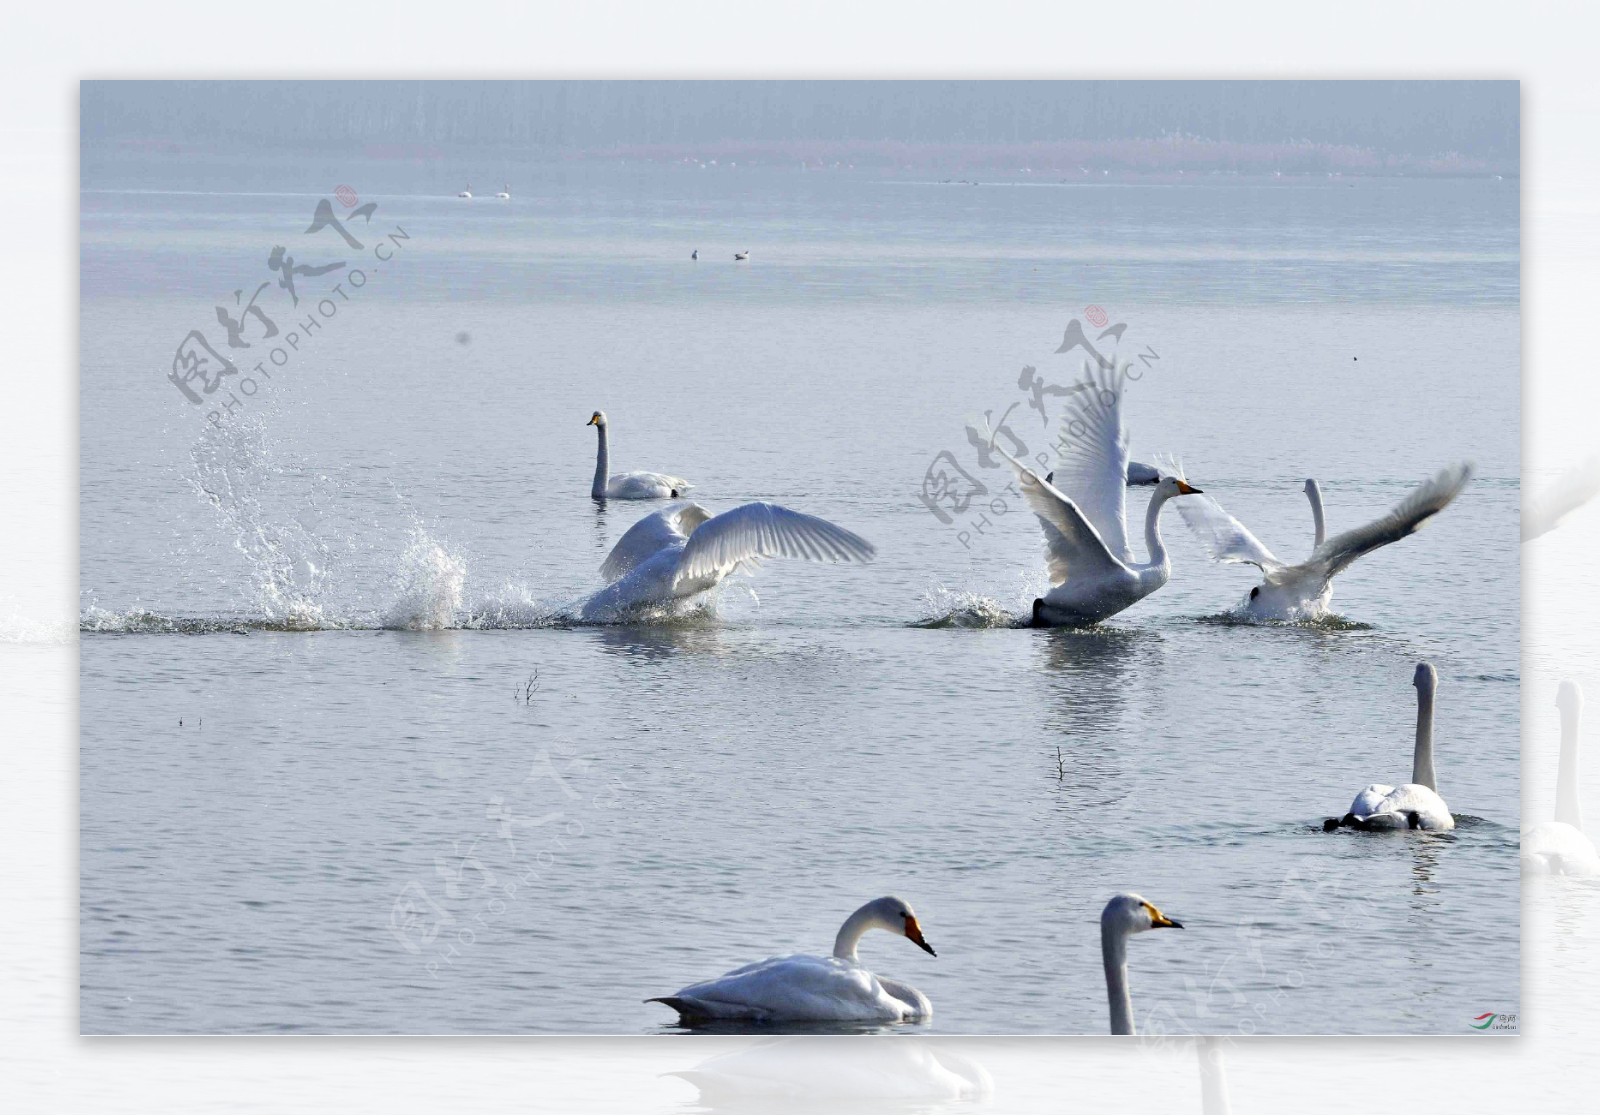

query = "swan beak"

[
  {"left": 586, "top": 415, "right": 598, "bottom": 426},
  {"left": 904, "top": 915, "right": 936, "bottom": 956},
  {"left": 1175, "top": 480, "right": 1202, "bottom": 495},
  {"left": 1145, "top": 902, "right": 1183, "bottom": 929}
]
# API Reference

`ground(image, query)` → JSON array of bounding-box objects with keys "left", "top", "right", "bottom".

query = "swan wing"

[
  {"left": 1051, "top": 360, "right": 1134, "bottom": 562},
  {"left": 1175, "top": 494, "right": 1284, "bottom": 573},
  {"left": 599, "top": 502, "right": 710, "bottom": 582},
  {"left": 1523, "top": 454, "right": 1600, "bottom": 542},
  {"left": 651, "top": 953, "right": 917, "bottom": 1022},
  {"left": 993, "top": 442, "right": 1129, "bottom": 584},
  {"left": 672, "top": 502, "right": 876, "bottom": 589},
  {"left": 1277, "top": 463, "right": 1472, "bottom": 589}
]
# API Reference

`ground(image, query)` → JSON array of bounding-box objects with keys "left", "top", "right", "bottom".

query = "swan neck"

[
  {"left": 1307, "top": 481, "right": 1326, "bottom": 548},
  {"left": 1142, "top": 489, "right": 1171, "bottom": 570},
  {"left": 591, "top": 423, "right": 609, "bottom": 501},
  {"left": 1102, "top": 923, "right": 1135, "bottom": 1035},
  {"left": 832, "top": 903, "right": 877, "bottom": 962},
  {"left": 1412, "top": 684, "right": 1437, "bottom": 791},
  {"left": 1557, "top": 699, "right": 1584, "bottom": 829}
]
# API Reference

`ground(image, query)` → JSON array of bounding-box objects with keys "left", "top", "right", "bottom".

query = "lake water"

[{"left": 79, "top": 158, "right": 1520, "bottom": 1034}]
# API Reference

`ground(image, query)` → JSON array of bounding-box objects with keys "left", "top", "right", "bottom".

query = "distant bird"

[
  {"left": 495, "top": 184, "right": 510, "bottom": 199},
  {"left": 456, "top": 183, "right": 472, "bottom": 199},
  {"left": 1176, "top": 465, "right": 1472, "bottom": 622},
  {"left": 1325, "top": 662, "right": 1454, "bottom": 832},
  {"left": 691, "top": 249, "right": 698, "bottom": 260},
  {"left": 586, "top": 410, "right": 692, "bottom": 501},
  {"left": 734, "top": 250, "right": 749, "bottom": 261}
]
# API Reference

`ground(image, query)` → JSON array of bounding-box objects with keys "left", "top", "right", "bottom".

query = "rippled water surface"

[{"left": 80, "top": 159, "right": 1519, "bottom": 1033}]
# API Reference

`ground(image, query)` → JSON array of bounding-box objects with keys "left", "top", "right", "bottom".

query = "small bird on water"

[{"left": 691, "top": 249, "right": 698, "bottom": 260}]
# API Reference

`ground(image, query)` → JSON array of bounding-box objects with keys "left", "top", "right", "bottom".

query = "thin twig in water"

[
  {"left": 1055, "top": 746, "right": 1066, "bottom": 780},
  {"left": 516, "top": 670, "right": 540, "bottom": 705}
]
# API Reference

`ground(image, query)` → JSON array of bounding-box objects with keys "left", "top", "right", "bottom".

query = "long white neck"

[
  {"left": 1306, "top": 480, "right": 1326, "bottom": 548},
  {"left": 1102, "top": 924, "right": 1135, "bottom": 1035},
  {"left": 1141, "top": 489, "right": 1173, "bottom": 571},
  {"left": 832, "top": 903, "right": 881, "bottom": 962},
  {"left": 1412, "top": 683, "right": 1437, "bottom": 791},
  {"left": 1557, "top": 696, "right": 1583, "bottom": 829},
  {"left": 591, "top": 424, "right": 609, "bottom": 501}
]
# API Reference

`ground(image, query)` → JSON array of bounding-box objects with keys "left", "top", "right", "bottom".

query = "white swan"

[
  {"left": 994, "top": 362, "right": 1201, "bottom": 626},
  {"left": 1177, "top": 465, "right": 1472, "bottom": 621},
  {"left": 587, "top": 410, "right": 692, "bottom": 501},
  {"left": 495, "top": 184, "right": 511, "bottom": 199},
  {"left": 457, "top": 183, "right": 472, "bottom": 199},
  {"left": 1326, "top": 662, "right": 1454, "bottom": 831},
  {"left": 647, "top": 896, "right": 936, "bottom": 1024},
  {"left": 1523, "top": 680, "right": 1600, "bottom": 876},
  {"left": 1101, "top": 893, "right": 1183, "bottom": 1036},
  {"left": 580, "top": 500, "right": 875, "bottom": 622}
]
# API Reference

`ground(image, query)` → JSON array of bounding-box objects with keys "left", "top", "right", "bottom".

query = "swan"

[
  {"left": 1325, "top": 662, "right": 1454, "bottom": 831},
  {"left": 457, "top": 183, "right": 472, "bottom": 199},
  {"left": 1523, "top": 680, "right": 1600, "bottom": 875},
  {"left": 579, "top": 500, "right": 875, "bottom": 622},
  {"left": 734, "top": 250, "right": 750, "bottom": 261},
  {"left": 993, "top": 362, "right": 1202, "bottom": 626},
  {"left": 1176, "top": 465, "right": 1472, "bottom": 621},
  {"left": 587, "top": 410, "right": 693, "bottom": 501},
  {"left": 1101, "top": 893, "right": 1184, "bottom": 1036},
  {"left": 495, "top": 184, "right": 510, "bottom": 199},
  {"left": 647, "top": 896, "right": 936, "bottom": 1024}
]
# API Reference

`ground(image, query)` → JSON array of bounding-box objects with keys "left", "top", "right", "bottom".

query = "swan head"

[
  {"left": 1412, "top": 661, "right": 1438, "bottom": 695},
  {"left": 587, "top": 410, "right": 608, "bottom": 428},
  {"left": 870, "top": 896, "right": 936, "bottom": 956},
  {"left": 1302, "top": 478, "right": 1319, "bottom": 494},
  {"left": 1155, "top": 475, "right": 1202, "bottom": 498},
  {"left": 1557, "top": 679, "right": 1584, "bottom": 716},
  {"left": 1101, "top": 892, "right": 1183, "bottom": 936}
]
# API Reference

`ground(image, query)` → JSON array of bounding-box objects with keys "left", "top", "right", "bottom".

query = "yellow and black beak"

[
  {"left": 1144, "top": 902, "right": 1183, "bottom": 929},
  {"left": 586, "top": 414, "right": 600, "bottom": 426},
  {"left": 904, "top": 915, "right": 937, "bottom": 956},
  {"left": 1175, "top": 480, "right": 1202, "bottom": 496}
]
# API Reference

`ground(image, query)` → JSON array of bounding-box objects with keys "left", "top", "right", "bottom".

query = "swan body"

[
  {"left": 1177, "top": 465, "right": 1472, "bottom": 621},
  {"left": 1327, "top": 662, "right": 1455, "bottom": 832},
  {"left": 587, "top": 410, "right": 692, "bottom": 501},
  {"left": 457, "top": 183, "right": 472, "bottom": 198},
  {"left": 1523, "top": 680, "right": 1599, "bottom": 876},
  {"left": 1101, "top": 893, "right": 1183, "bottom": 1036},
  {"left": 495, "top": 184, "right": 511, "bottom": 198},
  {"left": 648, "top": 896, "right": 935, "bottom": 1024},
  {"left": 997, "top": 362, "right": 1201, "bottom": 627},
  {"left": 580, "top": 500, "right": 875, "bottom": 622}
]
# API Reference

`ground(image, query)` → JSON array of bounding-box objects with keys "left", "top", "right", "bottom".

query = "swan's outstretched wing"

[
  {"left": 1295, "top": 463, "right": 1473, "bottom": 583},
  {"left": 1051, "top": 361, "right": 1133, "bottom": 562},
  {"left": 1523, "top": 454, "right": 1600, "bottom": 542},
  {"left": 672, "top": 502, "right": 875, "bottom": 588},
  {"left": 599, "top": 502, "right": 714, "bottom": 582},
  {"left": 993, "top": 443, "right": 1129, "bottom": 584},
  {"left": 1176, "top": 495, "right": 1285, "bottom": 574}
]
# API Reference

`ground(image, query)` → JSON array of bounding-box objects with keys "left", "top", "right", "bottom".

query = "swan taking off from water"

[
  {"left": 587, "top": 410, "right": 693, "bottom": 501},
  {"left": 1326, "top": 662, "right": 1455, "bottom": 832},
  {"left": 1101, "top": 893, "right": 1183, "bottom": 1036},
  {"left": 1523, "top": 681, "right": 1600, "bottom": 876},
  {"left": 647, "top": 896, "right": 936, "bottom": 1023},
  {"left": 579, "top": 500, "right": 875, "bottom": 622},
  {"left": 993, "top": 362, "right": 1201, "bottom": 626},
  {"left": 1177, "top": 465, "right": 1472, "bottom": 621}
]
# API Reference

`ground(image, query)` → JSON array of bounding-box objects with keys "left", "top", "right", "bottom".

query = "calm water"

[{"left": 79, "top": 159, "right": 1520, "bottom": 1034}]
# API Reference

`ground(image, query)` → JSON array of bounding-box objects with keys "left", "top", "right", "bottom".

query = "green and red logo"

[{"left": 1471, "top": 1011, "right": 1518, "bottom": 1031}]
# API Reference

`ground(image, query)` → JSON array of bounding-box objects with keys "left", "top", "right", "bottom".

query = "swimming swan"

[
  {"left": 495, "top": 184, "right": 511, "bottom": 199},
  {"left": 1325, "top": 662, "right": 1454, "bottom": 832},
  {"left": 579, "top": 500, "right": 875, "bottom": 621},
  {"left": 994, "top": 362, "right": 1201, "bottom": 626},
  {"left": 647, "top": 896, "right": 936, "bottom": 1024},
  {"left": 1101, "top": 893, "right": 1184, "bottom": 1036},
  {"left": 587, "top": 410, "right": 693, "bottom": 501},
  {"left": 1176, "top": 465, "right": 1472, "bottom": 621},
  {"left": 457, "top": 183, "right": 472, "bottom": 198},
  {"left": 1523, "top": 680, "right": 1599, "bottom": 876}
]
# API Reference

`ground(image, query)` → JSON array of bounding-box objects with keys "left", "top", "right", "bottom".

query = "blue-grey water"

[{"left": 79, "top": 159, "right": 1519, "bottom": 1034}]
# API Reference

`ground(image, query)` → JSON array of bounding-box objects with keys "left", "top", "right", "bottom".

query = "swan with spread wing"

[
  {"left": 993, "top": 361, "right": 1202, "bottom": 627},
  {"left": 1175, "top": 465, "right": 1472, "bottom": 621},
  {"left": 579, "top": 500, "right": 876, "bottom": 622}
]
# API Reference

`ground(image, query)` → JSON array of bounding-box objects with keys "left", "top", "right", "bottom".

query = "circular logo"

[
  {"left": 335, "top": 185, "right": 359, "bottom": 208},
  {"left": 1085, "top": 305, "right": 1109, "bottom": 329}
]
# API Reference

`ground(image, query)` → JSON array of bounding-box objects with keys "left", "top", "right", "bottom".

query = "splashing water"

[{"left": 382, "top": 529, "right": 467, "bottom": 630}]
